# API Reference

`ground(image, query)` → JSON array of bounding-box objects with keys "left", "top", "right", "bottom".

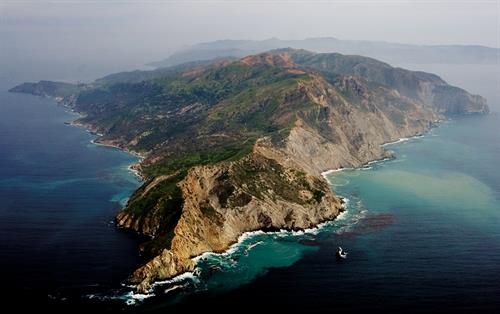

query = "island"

[{"left": 10, "top": 48, "right": 488, "bottom": 292}]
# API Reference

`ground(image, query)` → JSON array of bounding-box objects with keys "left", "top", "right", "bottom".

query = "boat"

[{"left": 336, "top": 246, "right": 348, "bottom": 259}]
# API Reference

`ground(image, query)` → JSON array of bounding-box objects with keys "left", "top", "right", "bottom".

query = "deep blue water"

[
  {"left": 1, "top": 73, "right": 499, "bottom": 312},
  {"left": 0, "top": 90, "right": 144, "bottom": 306}
]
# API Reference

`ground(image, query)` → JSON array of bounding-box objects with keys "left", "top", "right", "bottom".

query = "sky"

[{"left": 0, "top": 0, "right": 499, "bottom": 84}]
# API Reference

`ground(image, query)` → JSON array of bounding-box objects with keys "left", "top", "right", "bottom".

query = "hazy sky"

[{"left": 1, "top": 0, "right": 499, "bottom": 83}]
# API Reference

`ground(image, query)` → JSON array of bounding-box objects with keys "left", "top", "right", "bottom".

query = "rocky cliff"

[
  {"left": 9, "top": 49, "right": 488, "bottom": 292},
  {"left": 122, "top": 148, "right": 343, "bottom": 291}
]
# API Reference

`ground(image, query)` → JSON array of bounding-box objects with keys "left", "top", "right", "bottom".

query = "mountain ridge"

[{"left": 149, "top": 37, "right": 500, "bottom": 68}]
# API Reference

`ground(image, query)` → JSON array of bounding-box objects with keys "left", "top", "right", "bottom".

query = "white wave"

[
  {"left": 151, "top": 271, "right": 196, "bottom": 289},
  {"left": 194, "top": 231, "right": 267, "bottom": 262},
  {"left": 244, "top": 241, "right": 264, "bottom": 254},
  {"left": 381, "top": 137, "right": 409, "bottom": 146},
  {"left": 84, "top": 289, "right": 154, "bottom": 306},
  {"left": 123, "top": 200, "right": 356, "bottom": 303},
  {"left": 84, "top": 293, "right": 107, "bottom": 301},
  {"left": 321, "top": 157, "right": 394, "bottom": 182},
  {"left": 193, "top": 217, "right": 344, "bottom": 263},
  {"left": 381, "top": 133, "right": 425, "bottom": 147},
  {"left": 321, "top": 170, "right": 337, "bottom": 185},
  {"left": 246, "top": 241, "right": 263, "bottom": 250},
  {"left": 145, "top": 198, "right": 353, "bottom": 297},
  {"left": 322, "top": 168, "right": 355, "bottom": 185},
  {"left": 321, "top": 168, "right": 345, "bottom": 176},
  {"left": 341, "top": 196, "right": 350, "bottom": 208},
  {"left": 164, "top": 284, "right": 186, "bottom": 294},
  {"left": 333, "top": 207, "right": 368, "bottom": 234},
  {"left": 366, "top": 157, "right": 392, "bottom": 166},
  {"left": 123, "top": 291, "right": 155, "bottom": 306},
  {"left": 127, "top": 165, "right": 142, "bottom": 179},
  {"left": 115, "top": 270, "right": 197, "bottom": 303},
  {"left": 335, "top": 209, "right": 349, "bottom": 221}
]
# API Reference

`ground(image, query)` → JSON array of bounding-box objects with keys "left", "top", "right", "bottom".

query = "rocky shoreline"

[
  {"left": 57, "top": 100, "right": 150, "bottom": 182},
  {"left": 79, "top": 114, "right": 427, "bottom": 294},
  {"left": 118, "top": 119, "right": 435, "bottom": 292}
]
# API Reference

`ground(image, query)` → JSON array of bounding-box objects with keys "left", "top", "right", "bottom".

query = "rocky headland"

[{"left": 10, "top": 48, "right": 488, "bottom": 292}]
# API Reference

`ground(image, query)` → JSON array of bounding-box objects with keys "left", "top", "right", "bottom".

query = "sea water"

[{"left": 0, "top": 90, "right": 144, "bottom": 307}]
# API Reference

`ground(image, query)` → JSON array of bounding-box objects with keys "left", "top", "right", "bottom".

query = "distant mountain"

[
  {"left": 10, "top": 48, "right": 488, "bottom": 293},
  {"left": 149, "top": 37, "right": 500, "bottom": 68},
  {"left": 9, "top": 80, "right": 81, "bottom": 98}
]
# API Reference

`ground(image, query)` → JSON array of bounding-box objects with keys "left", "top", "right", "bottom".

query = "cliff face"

[
  {"left": 431, "top": 85, "right": 489, "bottom": 114},
  {"left": 286, "top": 49, "right": 489, "bottom": 115},
  {"left": 282, "top": 74, "right": 439, "bottom": 174},
  {"left": 121, "top": 149, "right": 343, "bottom": 291},
  {"left": 9, "top": 49, "right": 489, "bottom": 292}
]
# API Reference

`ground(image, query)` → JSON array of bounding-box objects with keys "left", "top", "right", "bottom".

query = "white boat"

[{"left": 336, "top": 246, "right": 348, "bottom": 259}]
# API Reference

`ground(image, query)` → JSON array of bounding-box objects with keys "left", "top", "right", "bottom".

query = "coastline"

[
  {"left": 119, "top": 131, "right": 434, "bottom": 297},
  {"left": 88, "top": 137, "right": 146, "bottom": 161},
  {"left": 122, "top": 201, "right": 350, "bottom": 299},
  {"left": 58, "top": 102, "right": 148, "bottom": 182},
  {"left": 380, "top": 134, "right": 424, "bottom": 147},
  {"left": 37, "top": 93, "right": 439, "bottom": 302},
  {"left": 191, "top": 206, "right": 349, "bottom": 264},
  {"left": 89, "top": 138, "right": 146, "bottom": 181},
  {"left": 40, "top": 95, "right": 148, "bottom": 183},
  {"left": 321, "top": 131, "right": 433, "bottom": 179}
]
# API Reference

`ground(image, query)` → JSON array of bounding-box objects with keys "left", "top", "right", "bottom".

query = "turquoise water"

[{"left": 136, "top": 114, "right": 500, "bottom": 312}]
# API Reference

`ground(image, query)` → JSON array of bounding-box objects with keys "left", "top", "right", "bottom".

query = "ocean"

[
  {"left": 0, "top": 90, "right": 144, "bottom": 307},
  {"left": 0, "top": 63, "right": 498, "bottom": 312}
]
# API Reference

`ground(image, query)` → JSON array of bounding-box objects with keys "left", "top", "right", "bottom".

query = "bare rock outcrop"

[{"left": 125, "top": 150, "right": 343, "bottom": 291}]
